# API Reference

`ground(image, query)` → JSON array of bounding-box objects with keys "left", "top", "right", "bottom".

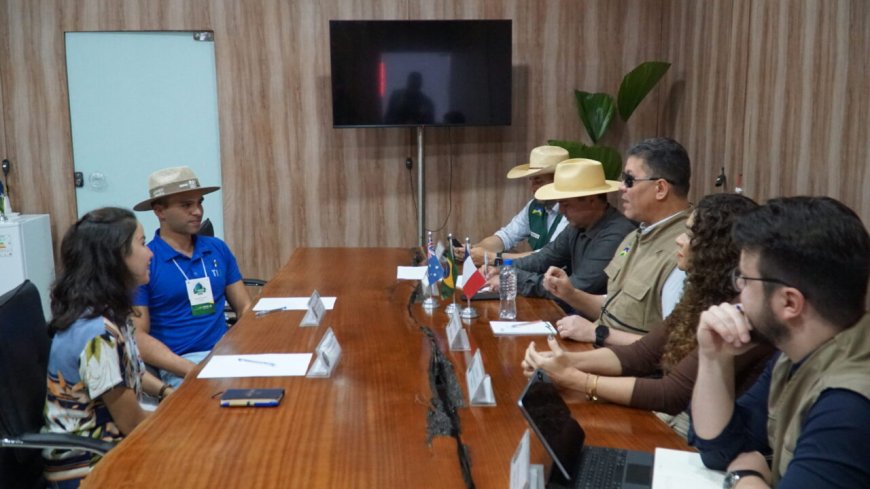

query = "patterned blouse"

[{"left": 41, "top": 315, "right": 144, "bottom": 482}]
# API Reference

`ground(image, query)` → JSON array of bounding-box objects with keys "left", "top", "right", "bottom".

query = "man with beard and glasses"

[
  {"left": 689, "top": 197, "right": 870, "bottom": 489},
  {"left": 131, "top": 167, "right": 251, "bottom": 388}
]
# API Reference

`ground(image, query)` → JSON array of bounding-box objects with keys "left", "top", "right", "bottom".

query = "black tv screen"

[{"left": 329, "top": 20, "right": 512, "bottom": 128}]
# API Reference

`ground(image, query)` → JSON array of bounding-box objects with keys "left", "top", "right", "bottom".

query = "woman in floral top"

[{"left": 42, "top": 207, "right": 174, "bottom": 488}]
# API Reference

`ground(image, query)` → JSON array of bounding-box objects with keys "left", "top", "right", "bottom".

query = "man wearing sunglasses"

[
  {"left": 690, "top": 197, "right": 870, "bottom": 488},
  {"left": 543, "top": 137, "right": 692, "bottom": 346}
]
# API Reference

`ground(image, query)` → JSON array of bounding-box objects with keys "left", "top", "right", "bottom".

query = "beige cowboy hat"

[
  {"left": 133, "top": 166, "right": 220, "bottom": 211},
  {"left": 534, "top": 158, "right": 621, "bottom": 200},
  {"left": 506, "top": 145, "right": 570, "bottom": 179}
]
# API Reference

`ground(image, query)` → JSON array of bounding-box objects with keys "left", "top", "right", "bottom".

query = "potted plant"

[{"left": 550, "top": 61, "right": 671, "bottom": 180}]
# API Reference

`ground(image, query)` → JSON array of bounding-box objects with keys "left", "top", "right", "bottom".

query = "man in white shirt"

[{"left": 462, "top": 145, "right": 570, "bottom": 265}]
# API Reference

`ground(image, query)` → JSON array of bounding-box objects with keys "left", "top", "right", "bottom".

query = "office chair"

[
  {"left": 0, "top": 280, "right": 114, "bottom": 489},
  {"left": 197, "top": 216, "right": 215, "bottom": 237},
  {"left": 197, "top": 218, "right": 267, "bottom": 324}
]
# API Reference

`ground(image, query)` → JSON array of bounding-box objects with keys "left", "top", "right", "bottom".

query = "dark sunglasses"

[{"left": 620, "top": 172, "right": 674, "bottom": 188}]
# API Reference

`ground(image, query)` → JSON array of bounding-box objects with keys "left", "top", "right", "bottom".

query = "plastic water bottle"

[{"left": 499, "top": 259, "right": 517, "bottom": 320}]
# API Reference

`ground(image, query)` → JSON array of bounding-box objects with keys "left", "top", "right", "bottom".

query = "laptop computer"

[{"left": 517, "top": 370, "right": 654, "bottom": 489}]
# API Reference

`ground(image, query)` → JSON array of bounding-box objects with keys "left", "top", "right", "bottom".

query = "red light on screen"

[{"left": 379, "top": 61, "right": 385, "bottom": 97}]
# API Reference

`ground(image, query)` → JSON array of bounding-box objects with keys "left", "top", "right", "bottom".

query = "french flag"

[{"left": 461, "top": 254, "right": 486, "bottom": 298}]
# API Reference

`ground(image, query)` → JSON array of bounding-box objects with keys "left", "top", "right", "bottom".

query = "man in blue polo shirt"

[{"left": 132, "top": 166, "right": 251, "bottom": 387}]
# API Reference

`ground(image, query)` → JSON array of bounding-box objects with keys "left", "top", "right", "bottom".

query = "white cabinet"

[{"left": 0, "top": 215, "right": 55, "bottom": 319}]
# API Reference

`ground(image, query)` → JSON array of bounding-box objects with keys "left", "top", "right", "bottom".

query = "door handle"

[{"left": 88, "top": 172, "right": 107, "bottom": 190}]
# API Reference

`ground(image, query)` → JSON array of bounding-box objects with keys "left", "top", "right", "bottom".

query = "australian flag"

[{"left": 426, "top": 235, "right": 445, "bottom": 285}]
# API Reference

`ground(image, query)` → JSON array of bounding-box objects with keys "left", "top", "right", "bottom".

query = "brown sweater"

[{"left": 607, "top": 321, "right": 774, "bottom": 414}]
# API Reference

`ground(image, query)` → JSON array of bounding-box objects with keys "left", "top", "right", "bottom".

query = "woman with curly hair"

[
  {"left": 522, "top": 193, "right": 774, "bottom": 435},
  {"left": 42, "top": 207, "right": 173, "bottom": 488}
]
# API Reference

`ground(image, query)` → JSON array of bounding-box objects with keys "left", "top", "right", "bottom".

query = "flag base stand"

[
  {"left": 460, "top": 306, "right": 478, "bottom": 319},
  {"left": 444, "top": 302, "right": 458, "bottom": 314},
  {"left": 422, "top": 297, "right": 439, "bottom": 310}
]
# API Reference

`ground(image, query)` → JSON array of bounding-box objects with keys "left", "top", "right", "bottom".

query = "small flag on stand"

[
  {"left": 461, "top": 253, "right": 486, "bottom": 298},
  {"left": 440, "top": 235, "right": 458, "bottom": 299},
  {"left": 427, "top": 234, "right": 445, "bottom": 285}
]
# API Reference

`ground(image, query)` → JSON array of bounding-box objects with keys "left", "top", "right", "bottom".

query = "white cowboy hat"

[
  {"left": 133, "top": 166, "right": 220, "bottom": 211},
  {"left": 506, "top": 145, "right": 569, "bottom": 179},
  {"left": 534, "top": 159, "right": 621, "bottom": 200}
]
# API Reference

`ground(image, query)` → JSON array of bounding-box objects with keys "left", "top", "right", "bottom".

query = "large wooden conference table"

[{"left": 82, "top": 248, "right": 690, "bottom": 488}]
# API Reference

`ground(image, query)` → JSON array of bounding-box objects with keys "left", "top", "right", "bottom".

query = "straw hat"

[
  {"left": 133, "top": 166, "right": 220, "bottom": 211},
  {"left": 506, "top": 146, "right": 569, "bottom": 179},
  {"left": 534, "top": 159, "right": 621, "bottom": 200}
]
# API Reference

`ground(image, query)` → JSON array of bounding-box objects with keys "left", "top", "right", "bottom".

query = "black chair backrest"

[
  {"left": 0, "top": 280, "right": 50, "bottom": 487},
  {"left": 198, "top": 217, "right": 215, "bottom": 237},
  {"left": 0, "top": 280, "right": 49, "bottom": 436}
]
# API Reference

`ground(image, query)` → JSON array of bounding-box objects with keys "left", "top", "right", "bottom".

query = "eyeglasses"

[
  {"left": 620, "top": 172, "right": 674, "bottom": 188},
  {"left": 731, "top": 268, "right": 793, "bottom": 292}
]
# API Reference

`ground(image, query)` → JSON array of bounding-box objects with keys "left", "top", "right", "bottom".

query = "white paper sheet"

[
  {"left": 253, "top": 297, "right": 337, "bottom": 312},
  {"left": 490, "top": 320, "right": 556, "bottom": 336},
  {"left": 397, "top": 266, "right": 427, "bottom": 280},
  {"left": 197, "top": 354, "right": 313, "bottom": 378},
  {"left": 652, "top": 448, "right": 723, "bottom": 489}
]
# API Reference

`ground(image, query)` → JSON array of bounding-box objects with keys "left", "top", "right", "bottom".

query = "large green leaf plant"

[{"left": 549, "top": 61, "right": 670, "bottom": 180}]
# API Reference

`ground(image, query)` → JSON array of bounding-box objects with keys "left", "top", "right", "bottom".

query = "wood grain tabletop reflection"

[{"left": 82, "top": 248, "right": 689, "bottom": 489}]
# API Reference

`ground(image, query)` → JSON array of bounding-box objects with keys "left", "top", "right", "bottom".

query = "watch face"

[
  {"left": 594, "top": 325, "right": 609, "bottom": 347},
  {"left": 723, "top": 470, "right": 759, "bottom": 489}
]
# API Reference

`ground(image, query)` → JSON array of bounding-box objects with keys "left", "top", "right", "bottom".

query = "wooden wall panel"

[
  {"left": 0, "top": 2, "right": 6, "bottom": 169},
  {"left": 0, "top": 0, "right": 866, "bottom": 282},
  {"left": 845, "top": 0, "right": 870, "bottom": 226},
  {"left": 413, "top": 1, "right": 667, "bottom": 255},
  {"left": 0, "top": 1, "right": 76, "bottom": 239},
  {"left": 660, "top": 0, "right": 752, "bottom": 202},
  {"left": 0, "top": 0, "right": 217, "bottom": 263},
  {"left": 0, "top": 0, "right": 668, "bottom": 279},
  {"left": 663, "top": 0, "right": 869, "bottom": 222},
  {"left": 740, "top": 0, "right": 867, "bottom": 214}
]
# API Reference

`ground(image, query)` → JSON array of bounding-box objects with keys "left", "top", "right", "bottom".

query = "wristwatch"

[
  {"left": 594, "top": 325, "right": 610, "bottom": 348},
  {"left": 723, "top": 469, "right": 764, "bottom": 488}
]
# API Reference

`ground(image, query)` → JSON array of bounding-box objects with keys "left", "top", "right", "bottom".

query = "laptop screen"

[{"left": 517, "top": 370, "right": 586, "bottom": 480}]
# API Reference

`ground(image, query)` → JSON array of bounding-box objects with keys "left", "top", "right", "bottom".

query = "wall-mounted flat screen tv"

[{"left": 329, "top": 20, "right": 512, "bottom": 128}]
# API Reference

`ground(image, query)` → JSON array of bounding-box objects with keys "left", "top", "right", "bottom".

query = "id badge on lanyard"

[{"left": 173, "top": 258, "right": 216, "bottom": 316}]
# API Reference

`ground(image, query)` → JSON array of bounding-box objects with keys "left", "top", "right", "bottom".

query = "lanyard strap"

[
  {"left": 529, "top": 202, "right": 562, "bottom": 250},
  {"left": 171, "top": 257, "right": 208, "bottom": 282},
  {"left": 542, "top": 212, "right": 563, "bottom": 243}
]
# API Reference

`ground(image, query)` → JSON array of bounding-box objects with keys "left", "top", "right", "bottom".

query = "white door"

[{"left": 65, "top": 31, "right": 224, "bottom": 239}]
